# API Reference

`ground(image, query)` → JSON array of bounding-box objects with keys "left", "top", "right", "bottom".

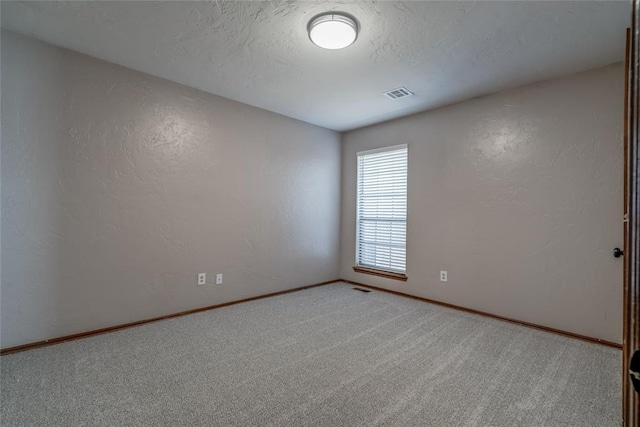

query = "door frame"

[{"left": 623, "top": 1, "right": 640, "bottom": 425}]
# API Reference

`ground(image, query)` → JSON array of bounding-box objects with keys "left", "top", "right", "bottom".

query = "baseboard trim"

[
  {"left": 0, "top": 279, "right": 340, "bottom": 356},
  {"left": 4, "top": 278, "right": 620, "bottom": 355},
  {"left": 341, "top": 279, "right": 623, "bottom": 350}
]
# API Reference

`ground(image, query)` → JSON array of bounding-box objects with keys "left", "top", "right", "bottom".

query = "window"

[{"left": 355, "top": 145, "right": 407, "bottom": 280}]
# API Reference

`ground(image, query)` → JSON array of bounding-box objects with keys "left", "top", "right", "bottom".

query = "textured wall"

[
  {"left": 1, "top": 32, "right": 341, "bottom": 348},
  {"left": 341, "top": 63, "right": 624, "bottom": 344}
]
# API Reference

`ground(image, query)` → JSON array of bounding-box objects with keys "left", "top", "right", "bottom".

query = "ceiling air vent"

[{"left": 383, "top": 87, "right": 414, "bottom": 100}]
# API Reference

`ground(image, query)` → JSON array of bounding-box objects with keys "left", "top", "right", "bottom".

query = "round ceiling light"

[{"left": 307, "top": 12, "right": 358, "bottom": 50}]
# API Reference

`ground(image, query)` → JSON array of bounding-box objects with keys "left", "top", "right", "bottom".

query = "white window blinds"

[{"left": 356, "top": 145, "right": 407, "bottom": 273}]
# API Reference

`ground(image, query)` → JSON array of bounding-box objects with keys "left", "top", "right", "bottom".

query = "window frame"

[{"left": 354, "top": 144, "right": 408, "bottom": 281}]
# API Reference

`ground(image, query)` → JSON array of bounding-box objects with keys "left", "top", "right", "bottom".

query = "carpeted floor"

[{"left": 0, "top": 282, "right": 621, "bottom": 426}]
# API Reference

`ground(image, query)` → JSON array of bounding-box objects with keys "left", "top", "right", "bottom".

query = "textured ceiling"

[{"left": 0, "top": 1, "right": 630, "bottom": 131}]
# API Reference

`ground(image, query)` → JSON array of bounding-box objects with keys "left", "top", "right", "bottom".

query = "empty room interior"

[{"left": 0, "top": 1, "right": 634, "bottom": 426}]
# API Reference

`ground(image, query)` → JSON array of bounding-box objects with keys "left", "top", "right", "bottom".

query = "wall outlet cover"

[{"left": 440, "top": 271, "right": 448, "bottom": 282}]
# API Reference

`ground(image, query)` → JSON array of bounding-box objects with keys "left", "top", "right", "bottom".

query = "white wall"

[
  {"left": 340, "top": 64, "right": 624, "bottom": 344},
  {"left": 1, "top": 30, "right": 625, "bottom": 348},
  {"left": 1, "top": 32, "right": 341, "bottom": 348}
]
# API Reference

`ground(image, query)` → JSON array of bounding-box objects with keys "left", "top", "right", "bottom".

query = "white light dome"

[{"left": 308, "top": 13, "right": 358, "bottom": 50}]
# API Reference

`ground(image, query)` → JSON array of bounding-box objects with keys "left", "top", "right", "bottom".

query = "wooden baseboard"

[
  {"left": 3, "top": 278, "right": 621, "bottom": 355},
  {"left": 341, "top": 279, "right": 623, "bottom": 350},
  {"left": 0, "top": 279, "right": 340, "bottom": 356}
]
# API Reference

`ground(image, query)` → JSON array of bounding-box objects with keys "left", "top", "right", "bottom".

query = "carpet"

[{"left": 0, "top": 282, "right": 621, "bottom": 426}]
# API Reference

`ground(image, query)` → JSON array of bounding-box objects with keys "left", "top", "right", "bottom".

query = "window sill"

[{"left": 353, "top": 266, "right": 407, "bottom": 282}]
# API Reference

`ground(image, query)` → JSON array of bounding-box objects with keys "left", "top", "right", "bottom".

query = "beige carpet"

[{"left": 0, "top": 282, "right": 621, "bottom": 426}]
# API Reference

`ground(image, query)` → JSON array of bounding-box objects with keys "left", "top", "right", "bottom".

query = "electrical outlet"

[
  {"left": 216, "top": 273, "right": 223, "bottom": 285},
  {"left": 198, "top": 273, "right": 206, "bottom": 286},
  {"left": 440, "top": 271, "right": 448, "bottom": 282}
]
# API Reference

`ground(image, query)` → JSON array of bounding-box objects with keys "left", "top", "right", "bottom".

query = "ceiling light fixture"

[{"left": 307, "top": 12, "right": 358, "bottom": 50}]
